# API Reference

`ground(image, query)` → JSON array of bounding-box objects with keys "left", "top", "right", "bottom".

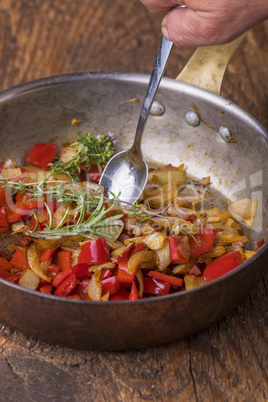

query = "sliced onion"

[
  {"left": 88, "top": 262, "right": 116, "bottom": 273},
  {"left": 19, "top": 269, "right": 40, "bottom": 290},
  {"left": 27, "top": 244, "right": 52, "bottom": 282},
  {"left": 52, "top": 204, "right": 73, "bottom": 229},
  {"left": 216, "top": 232, "right": 248, "bottom": 245},
  {"left": 172, "top": 263, "right": 193, "bottom": 274},
  {"left": 244, "top": 250, "right": 257, "bottom": 260},
  {"left": 152, "top": 216, "right": 198, "bottom": 235},
  {"left": 229, "top": 198, "right": 257, "bottom": 227},
  {"left": 111, "top": 246, "right": 127, "bottom": 260},
  {"left": 184, "top": 275, "right": 206, "bottom": 290},
  {"left": 2, "top": 167, "right": 22, "bottom": 180},
  {"left": 143, "top": 181, "right": 180, "bottom": 208},
  {"left": 2, "top": 158, "right": 17, "bottom": 169},
  {"left": 87, "top": 272, "right": 102, "bottom": 301},
  {"left": 154, "top": 240, "right": 171, "bottom": 271},
  {"left": 11, "top": 221, "right": 27, "bottom": 234},
  {"left": 128, "top": 250, "right": 154, "bottom": 273},
  {"left": 59, "top": 145, "right": 78, "bottom": 163},
  {"left": 147, "top": 164, "right": 186, "bottom": 187},
  {"left": 94, "top": 219, "right": 124, "bottom": 242},
  {"left": 198, "top": 245, "right": 226, "bottom": 261},
  {"left": 177, "top": 236, "right": 191, "bottom": 260},
  {"left": 143, "top": 232, "right": 167, "bottom": 251},
  {"left": 101, "top": 291, "right": 110, "bottom": 301},
  {"left": 123, "top": 237, "right": 144, "bottom": 246},
  {"left": 136, "top": 268, "right": 144, "bottom": 298}
]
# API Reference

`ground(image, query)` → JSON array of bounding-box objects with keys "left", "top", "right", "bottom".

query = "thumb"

[
  {"left": 161, "top": 6, "right": 251, "bottom": 49},
  {"left": 161, "top": 8, "right": 212, "bottom": 49}
]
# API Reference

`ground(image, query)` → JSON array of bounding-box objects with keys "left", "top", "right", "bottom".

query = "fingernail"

[{"left": 161, "top": 25, "right": 170, "bottom": 41}]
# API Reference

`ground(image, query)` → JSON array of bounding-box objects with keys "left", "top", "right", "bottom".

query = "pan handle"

[{"left": 176, "top": 33, "right": 247, "bottom": 95}]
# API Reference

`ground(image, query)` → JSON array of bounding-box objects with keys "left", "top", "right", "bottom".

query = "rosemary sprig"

[{"left": 26, "top": 193, "right": 123, "bottom": 240}]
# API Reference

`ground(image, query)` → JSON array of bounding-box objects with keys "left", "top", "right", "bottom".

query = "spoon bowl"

[{"left": 99, "top": 146, "right": 148, "bottom": 206}]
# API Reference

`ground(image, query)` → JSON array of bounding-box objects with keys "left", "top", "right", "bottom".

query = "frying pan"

[{"left": 0, "top": 39, "right": 267, "bottom": 350}]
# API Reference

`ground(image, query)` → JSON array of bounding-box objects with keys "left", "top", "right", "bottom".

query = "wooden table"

[{"left": 0, "top": 1, "right": 267, "bottom": 400}]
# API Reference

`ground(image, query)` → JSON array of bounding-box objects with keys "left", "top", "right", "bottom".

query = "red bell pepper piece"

[
  {"left": 100, "top": 268, "right": 113, "bottom": 280},
  {"left": 143, "top": 277, "right": 170, "bottom": 296},
  {"left": 101, "top": 276, "right": 120, "bottom": 296},
  {"left": 27, "top": 218, "right": 42, "bottom": 232},
  {"left": 67, "top": 294, "right": 82, "bottom": 300},
  {"left": 0, "top": 267, "right": 21, "bottom": 283},
  {"left": 52, "top": 269, "right": 73, "bottom": 288},
  {"left": 203, "top": 251, "right": 244, "bottom": 282},
  {"left": 129, "top": 281, "right": 140, "bottom": 301},
  {"left": 54, "top": 273, "right": 77, "bottom": 297},
  {"left": 257, "top": 238, "right": 265, "bottom": 248},
  {"left": 190, "top": 227, "right": 217, "bottom": 257},
  {"left": 47, "top": 263, "right": 61, "bottom": 279},
  {"left": 6, "top": 207, "right": 31, "bottom": 223},
  {"left": 20, "top": 237, "right": 31, "bottom": 247},
  {"left": 78, "top": 278, "right": 91, "bottom": 300},
  {"left": 39, "top": 247, "right": 58, "bottom": 262},
  {"left": 39, "top": 284, "right": 53, "bottom": 294},
  {"left": 116, "top": 243, "right": 139, "bottom": 283},
  {"left": 0, "top": 207, "right": 9, "bottom": 233},
  {"left": 71, "top": 263, "right": 92, "bottom": 279},
  {"left": 78, "top": 237, "right": 110, "bottom": 265},
  {"left": 118, "top": 279, "right": 132, "bottom": 289},
  {"left": 0, "top": 256, "right": 12, "bottom": 271},
  {"left": 0, "top": 186, "right": 8, "bottom": 207},
  {"left": 109, "top": 288, "right": 130, "bottom": 301},
  {"left": 115, "top": 243, "right": 135, "bottom": 262},
  {"left": 28, "top": 143, "right": 58, "bottom": 169},
  {"left": 168, "top": 236, "right": 189, "bottom": 264},
  {"left": 147, "top": 270, "right": 183, "bottom": 287},
  {"left": 15, "top": 192, "right": 40, "bottom": 210},
  {"left": 133, "top": 243, "right": 146, "bottom": 254},
  {"left": 82, "top": 164, "right": 106, "bottom": 183},
  {"left": 57, "top": 250, "right": 72, "bottom": 271},
  {"left": 10, "top": 249, "right": 30, "bottom": 270},
  {"left": 117, "top": 258, "right": 136, "bottom": 283}
]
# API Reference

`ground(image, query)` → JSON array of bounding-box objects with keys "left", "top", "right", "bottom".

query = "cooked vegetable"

[
  {"left": 229, "top": 198, "right": 257, "bottom": 227},
  {"left": 19, "top": 269, "right": 40, "bottom": 290},
  {"left": 79, "top": 238, "right": 110, "bottom": 265},
  {"left": 203, "top": 251, "right": 244, "bottom": 282},
  {"left": 0, "top": 132, "right": 261, "bottom": 301},
  {"left": 28, "top": 143, "right": 58, "bottom": 169}
]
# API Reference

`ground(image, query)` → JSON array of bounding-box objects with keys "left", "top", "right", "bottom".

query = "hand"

[{"left": 140, "top": 0, "right": 268, "bottom": 48}]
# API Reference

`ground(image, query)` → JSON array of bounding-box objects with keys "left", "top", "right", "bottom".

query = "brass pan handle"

[{"left": 176, "top": 33, "right": 247, "bottom": 95}]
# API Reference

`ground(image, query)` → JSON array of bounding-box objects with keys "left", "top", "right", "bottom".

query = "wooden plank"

[{"left": 0, "top": 0, "right": 267, "bottom": 400}]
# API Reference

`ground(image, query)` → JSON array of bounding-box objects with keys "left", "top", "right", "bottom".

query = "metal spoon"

[{"left": 99, "top": 35, "right": 175, "bottom": 206}]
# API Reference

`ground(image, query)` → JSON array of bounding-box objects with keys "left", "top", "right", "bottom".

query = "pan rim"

[
  {"left": 0, "top": 71, "right": 267, "bottom": 138},
  {"left": 0, "top": 71, "right": 267, "bottom": 305}
]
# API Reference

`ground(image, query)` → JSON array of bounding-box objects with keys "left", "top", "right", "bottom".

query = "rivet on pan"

[
  {"left": 219, "top": 126, "right": 232, "bottom": 143},
  {"left": 150, "top": 101, "right": 165, "bottom": 116},
  {"left": 184, "top": 111, "right": 200, "bottom": 127}
]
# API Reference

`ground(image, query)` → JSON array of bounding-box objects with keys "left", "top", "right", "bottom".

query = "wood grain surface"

[{"left": 0, "top": 1, "right": 267, "bottom": 401}]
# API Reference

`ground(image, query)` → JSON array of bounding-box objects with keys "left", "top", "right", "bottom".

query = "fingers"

[
  {"left": 140, "top": 0, "right": 268, "bottom": 48},
  {"left": 161, "top": 6, "right": 245, "bottom": 48}
]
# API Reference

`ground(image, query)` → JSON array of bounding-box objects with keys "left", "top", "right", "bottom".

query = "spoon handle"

[{"left": 133, "top": 35, "right": 174, "bottom": 149}]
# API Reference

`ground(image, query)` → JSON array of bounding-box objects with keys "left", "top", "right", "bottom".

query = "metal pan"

[{"left": 0, "top": 41, "right": 267, "bottom": 350}]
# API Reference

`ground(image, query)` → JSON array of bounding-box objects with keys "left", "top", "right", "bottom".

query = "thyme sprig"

[{"left": 47, "top": 132, "right": 116, "bottom": 181}]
